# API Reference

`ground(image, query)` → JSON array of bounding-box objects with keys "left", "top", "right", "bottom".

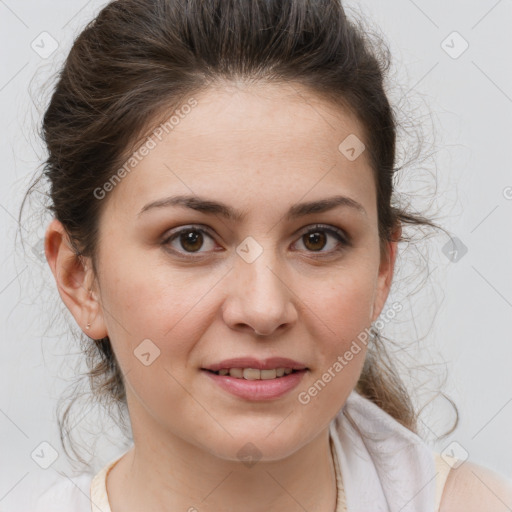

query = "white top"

[{"left": 33, "top": 390, "right": 455, "bottom": 512}]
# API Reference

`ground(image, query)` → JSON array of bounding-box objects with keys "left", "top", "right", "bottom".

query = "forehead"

[
  {"left": 164, "top": 82, "right": 367, "bottom": 162},
  {"left": 106, "top": 82, "right": 375, "bottom": 217}
]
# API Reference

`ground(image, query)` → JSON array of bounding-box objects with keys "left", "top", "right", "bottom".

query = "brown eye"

[
  {"left": 293, "top": 225, "right": 349, "bottom": 256},
  {"left": 162, "top": 223, "right": 349, "bottom": 261},
  {"left": 302, "top": 231, "right": 328, "bottom": 252},
  {"left": 179, "top": 230, "right": 204, "bottom": 252},
  {"left": 162, "top": 226, "right": 217, "bottom": 257}
]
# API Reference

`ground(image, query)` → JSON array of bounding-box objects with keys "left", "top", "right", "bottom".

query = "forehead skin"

[{"left": 97, "top": 81, "right": 377, "bottom": 256}]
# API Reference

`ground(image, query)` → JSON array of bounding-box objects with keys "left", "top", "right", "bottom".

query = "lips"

[
  {"left": 201, "top": 356, "right": 309, "bottom": 400},
  {"left": 203, "top": 367, "right": 307, "bottom": 400},
  {"left": 202, "top": 356, "right": 308, "bottom": 372},
  {"left": 209, "top": 367, "right": 296, "bottom": 380}
]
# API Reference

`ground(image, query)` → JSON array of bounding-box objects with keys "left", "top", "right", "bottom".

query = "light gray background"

[{"left": 1, "top": 0, "right": 511, "bottom": 508}]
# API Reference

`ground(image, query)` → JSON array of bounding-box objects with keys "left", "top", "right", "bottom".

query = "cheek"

[
  {"left": 298, "top": 265, "right": 376, "bottom": 390},
  {"left": 97, "top": 249, "right": 223, "bottom": 371},
  {"left": 310, "top": 263, "right": 377, "bottom": 338},
  {"left": 96, "top": 259, "right": 210, "bottom": 422}
]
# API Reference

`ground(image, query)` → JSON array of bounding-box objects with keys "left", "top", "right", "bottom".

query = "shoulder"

[
  {"left": 440, "top": 460, "right": 512, "bottom": 512},
  {"left": 34, "top": 472, "right": 93, "bottom": 512}
]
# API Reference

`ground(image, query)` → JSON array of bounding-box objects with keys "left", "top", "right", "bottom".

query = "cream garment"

[
  {"left": 329, "top": 391, "right": 456, "bottom": 511},
  {"left": 34, "top": 390, "right": 457, "bottom": 512}
]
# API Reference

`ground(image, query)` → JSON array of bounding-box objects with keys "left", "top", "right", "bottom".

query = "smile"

[
  {"left": 202, "top": 368, "right": 308, "bottom": 400},
  {"left": 206, "top": 367, "right": 297, "bottom": 379}
]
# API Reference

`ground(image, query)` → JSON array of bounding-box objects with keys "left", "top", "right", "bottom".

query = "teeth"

[
  {"left": 243, "top": 368, "right": 261, "bottom": 380},
  {"left": 213, "top": 367, "right": 298, "bottom": 379},
  {"left": 260, "top": 369, "right": 277, "bottom": 380}
]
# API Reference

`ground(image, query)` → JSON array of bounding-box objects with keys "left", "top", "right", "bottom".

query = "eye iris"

[
  {"left": 181, "top": 230, "right": 203, "bottom": 252},
  {"left": 304, "top": 231, "right": 326, "bottom": 251}
]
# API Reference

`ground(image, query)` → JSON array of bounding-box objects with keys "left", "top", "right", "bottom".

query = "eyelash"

[{"left": 161, "top": 224, "right": 350, "bottom": 261}]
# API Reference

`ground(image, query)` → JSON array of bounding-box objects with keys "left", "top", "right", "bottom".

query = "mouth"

[
  {"left": 200, "top": 357, "right": 308, "bottom": 400},
  {"left": 201, "top": 367, "right": 307, "bottom": 401},
  {"left": 203, "top": 367, "right": 304, "bottom": 380}
]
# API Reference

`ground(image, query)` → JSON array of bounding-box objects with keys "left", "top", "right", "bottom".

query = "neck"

[{"left": 107, "top": 423, "right": 338, "bottom": 512}]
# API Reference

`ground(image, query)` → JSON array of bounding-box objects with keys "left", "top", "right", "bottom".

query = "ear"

[
  {"left": 371, "top": 223, "right": 401, "bottom": 323},
  {"left": 44, "top": 218, "right": 108, "bottom": 340}
]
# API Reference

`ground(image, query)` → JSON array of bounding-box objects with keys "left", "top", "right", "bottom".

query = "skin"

[
  {"left": 44, "top": 81, "right": 403, "bottom": 511},
  {"left": 440, "top": 461, "right": 512, "bottom": 512}
]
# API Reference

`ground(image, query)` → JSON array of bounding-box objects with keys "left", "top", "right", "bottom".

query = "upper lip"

[{"left": 202, "top": 357, "right": 308, "bottom": 372}]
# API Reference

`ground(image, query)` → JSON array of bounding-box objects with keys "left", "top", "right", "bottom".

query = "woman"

[{"left": 32, "top": 0, "right": 511, "bottom": 510}]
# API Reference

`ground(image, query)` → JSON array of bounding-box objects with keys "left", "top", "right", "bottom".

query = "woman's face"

[{"left": 76, "top": 83, "right": 396, "bottom": 461}]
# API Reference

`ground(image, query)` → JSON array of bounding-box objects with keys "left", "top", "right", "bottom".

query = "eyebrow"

[{"left": 138, "top": 194, "right": 367, "bottom": 221}]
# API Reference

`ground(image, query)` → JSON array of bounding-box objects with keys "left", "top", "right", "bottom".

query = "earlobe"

[{"left": 44, "top": 219, "right": 108, "bottom": 339}]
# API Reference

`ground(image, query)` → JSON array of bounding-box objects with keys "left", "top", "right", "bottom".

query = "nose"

[{"left": 221, "top": 250, "right": 298, "bottom": 337}]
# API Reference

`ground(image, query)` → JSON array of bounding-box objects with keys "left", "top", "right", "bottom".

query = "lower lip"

[{"left": 202, "top": 369, "right": 307, "bottom": 401}]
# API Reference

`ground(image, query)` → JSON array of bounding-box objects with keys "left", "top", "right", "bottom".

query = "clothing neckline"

[{"left": 90, "top": 429, "right": 347, "bottom": 511}]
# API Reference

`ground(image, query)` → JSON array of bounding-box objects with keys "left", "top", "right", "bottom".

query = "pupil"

[
  {"left": 181, "top": 231, "right": 202, "bottom": 252},
  {"left": 305, "top": 232, "right": 326, "bottom": 251}
]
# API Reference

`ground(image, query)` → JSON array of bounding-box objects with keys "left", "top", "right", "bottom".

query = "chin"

[{"left": 199, "top": 426, "right": 309, "bottom": 464}]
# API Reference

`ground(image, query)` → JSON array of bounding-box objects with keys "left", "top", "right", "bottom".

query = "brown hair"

[{"left": 23, "top": 0, "right": 457, "bottom": 469}]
